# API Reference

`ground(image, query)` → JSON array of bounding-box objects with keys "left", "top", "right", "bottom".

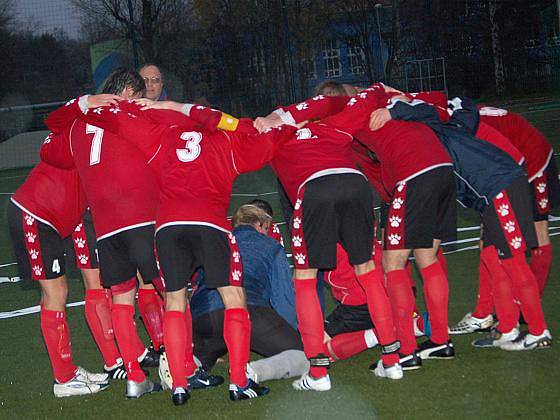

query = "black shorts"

[
  {"left": 482, "top": 175, "right": 538, "bottom": 259},
  {"left": 384, "top": 166, "right": 457, "bottom": 250},
  {"left": 324, "top": 303, "right": 373, "bottom": 337},
  {"left": 97, "top": 224, "right": 159, "bottom": 288},
  {"left": 67, "top": 210, "right": 99, "bottom": 269},
  {"left": 291, "top": 173, "right": 374, "bottom": 269},
  {"left": 378, "top": 201, "right": 390, "bottom": 231},
  {"left": 193, "top": 305, "right": 303, "bottom": 370},
  {"left": 156, "top": 225, "right": 243, "bottom": 293},
  {"left": 530, "top": 155, "right": 560, "bottom": 221},
  {"left": 8, "top": 201, "right": 66, "bottom": 281}
]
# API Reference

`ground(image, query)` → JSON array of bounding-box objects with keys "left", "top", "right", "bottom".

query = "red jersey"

[
  {"left": 11, "top": 158, "right": 87, "bottom": 238},
  {"left": 475, "top": 122, "right": 524, "bottom": 165},
  {"left": 479, "top": 107, "right": 553, "bottom": 181}
]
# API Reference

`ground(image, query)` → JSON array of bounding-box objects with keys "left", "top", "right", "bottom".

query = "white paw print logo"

[
  {"left": 498, "top": 204, "right": 509, "bottom": 217},
  {"left": 295, "top": 102, "right": 308, "bottom": 111},
  {"left": 78, "top": 254, "right": 89, "bottom": 264},
  {"left": 392, "top": 198, "right": 404, "bottom": 210},
  {"left": 389, "top": 216, "right": 402, "bottom": 227},
  {"left": 43, "top": 134, "right": 53, "bottom": 144},
  {"left": 495, "top": 192, "right": 504, "bottom": 200},
  {"left": 293, "top": 217, "right": 301, "bottom": 229},
  {"left": 65, "top": 98, "right": 76, "bottom": 106},
  {"left": 74, "top": 237, "right": 86, "bottom": 248},
  {"left": 232, "top": 251, "right": 240, "bottom": 263},
  {"left": 231, "top": 270, "right": 242, "bottom": 282},
  {"left": 510, "top": 237, "right": 523, "bottom": 249},
  {"left": 397, "top": 184, "right": 405, "bottom": 192},
  {"left": 347, "top": 98, "right": 357, "bottom": 106},
  {"left": 539, "top": 198, "right": 549, "bottom": 209},
  {"left": 29, "top": 249, "right": 39, "bottom": 260},
  {"left": 25, "top": 232, "right": 36, "bottom": 243},
  {"left": 294, "top": 253, "right": 306, "bottom": 265},
  {"left": 537, "top": 183, "right": 546, "bottom": 194},
  {"left": 358, "top": 92, "right": 368, "bottom": 99},
  {"left": 32, "top": 265, "right": 43, "bottom": 276},
  {"left": 109, "top": 107, "right": 121, "bottom": 114},
  {"left": 312, "top": 95, "right": 325, "bottom": 101},
  {"left": 228, "top": 233, "right": 237, "bottom": 244},
  {"left": 93, "top": 107, "right": 103, "bottom": 114},
  {"left": 272, "top": 225, "right": 280, "bottom": 234},
  {"left": 388, "top": 234, "right": 401, "bottom": 245},
  {"left": 292, "top": 235, "right": 303, "bottom": 247},
  {"left": 294, "top": 199, "right": 302, "bottom": 210},
  {"left": 74, "top": 223, "right": 83, "bottom": 232},
  {"left": 504, "top": 221, "right": 516, "bottom": 233},
  {"left": 24, "top": 215, "right": 35, "bottom": 226}
]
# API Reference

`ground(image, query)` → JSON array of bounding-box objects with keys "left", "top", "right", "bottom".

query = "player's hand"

[
  {"left": 133, "top": 99, "right": 183, "bottom": 112},
  {"left": 254, "top": 115, "right": 282, "bottom": 133},
  {"left": 86, "top": 94, "right": 121, "bottom": 108},
  {"left": 369, "top": 108, "right": 392, "bottom": 131},
  {"left": 382, "top": 85, "right": 404, "bottom": 95}
]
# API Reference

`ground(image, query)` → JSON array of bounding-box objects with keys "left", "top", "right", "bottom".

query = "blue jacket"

[
  {"left": 190, "top": 225, "right": 298, "bottom": 329},
  {"left": 388, "top": 97, "right": 525, "bottom": 212}
]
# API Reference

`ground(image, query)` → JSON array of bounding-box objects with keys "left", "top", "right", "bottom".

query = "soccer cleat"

[
  {"left": 292, "top": 373, "right": 331, "bottom": 392},
  {"left": 500, "top": 329, "right": 552, "bottom": 351},
  {"left": 449, "top": 312, "right": 494, "bottom": 335},
  {"left": 472, "top": 327, "right": 519, "bottom": 348},
  {"left": 172, "top": 386, "right": 190, "bottom": 406},
  {"left": 74, "top": 366, "right": 109, "bottom": 385},
  {"left": 372, "top": 360, "right": 403, "bottom": 380},
  {"left": 104, "top": 359, "right": 127, "bottom": 380},
  {"left": 53, "top": 374, "right": 109, "bottom": 398},
  {"left": 417, "top": 340, "right": 455, "bottom": 359},
  {"left": 139, "top": 346, "right": 160, "bottom": 368},
  {"left": 229, "top": 379, "right": 269, "bottom": 401},
  {"left": 188, "top": 367, "right": 224, "bottom": 389},
  {"left": 398, "top": 351, "right": 422, "bottom": 370},
  {"left": 125, "top": 378, "right": 162, "bottom": 399}
]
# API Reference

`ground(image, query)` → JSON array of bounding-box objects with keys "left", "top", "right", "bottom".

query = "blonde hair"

[
  {"left": 314, "top": 81, "right": 347, "bottom": 97},
  {"left": 232, "top": 204, "right": 272, "bottom": 228}
]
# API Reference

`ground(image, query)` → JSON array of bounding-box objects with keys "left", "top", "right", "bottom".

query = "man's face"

[{"left": 139, "top": 65, "right": 163, "bottom": 100}]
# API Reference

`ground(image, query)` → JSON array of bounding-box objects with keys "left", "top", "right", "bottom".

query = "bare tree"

[{"left": 488, "top": 0, "right": 505, "bottom": 95}]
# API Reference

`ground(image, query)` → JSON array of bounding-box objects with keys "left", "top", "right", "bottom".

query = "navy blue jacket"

[{"left": 388, "top": 97, "right": 525, "bottom": 212}]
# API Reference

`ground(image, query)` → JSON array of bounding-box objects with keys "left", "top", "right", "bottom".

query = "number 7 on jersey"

[{"left": 86, "top": 124, "right": 104, "bottom": 166}]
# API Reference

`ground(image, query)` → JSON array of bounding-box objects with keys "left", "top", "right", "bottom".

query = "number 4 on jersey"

[{"left": 86, "top": 124, "right": 104, "bottom": 166}]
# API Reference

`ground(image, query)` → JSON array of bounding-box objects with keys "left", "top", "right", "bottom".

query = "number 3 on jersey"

[
  {"left": 86, "top": 124, "right": 104, "bottom": 166},
  {"left": 177, "top": 131, "right": 202, "bottom": 162}
]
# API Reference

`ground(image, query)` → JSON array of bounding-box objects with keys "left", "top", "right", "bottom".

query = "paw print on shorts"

[
  {"left": 392, "top": 198, "right": 404, "bottom": 210},
  {"left": 228, "top": 233, "right": 237, "bottom": 244},
  {"left": 537, "top": 183, "right": 547, "bottom": 194},
  {"left": 496, "top": 192, "right": 504, "bottom": 200},
  {"left": 504, "top": 221, "right": 516, "bottom": 233},
  {"left": 388, "top": 234, "right": 401, "bottom": 245},
  {"left": 296, "top": 102, "right": 308, "bottom": 111},
  {"left": 292, "top": 235, "right": 303, "bottom": 247},
  {"left": 24, "top": 215, "right": 35, "bottom": 226},
  {"left": 74, "top": 237, "right": 86, "bottom": 248},
  {"left": 272, "top": 225, "right": 281, "bottom": 234},
  {"left": 294, "top": 199, "right": 302, "bottom": 210},
  {"left": 231, "top": 270, "right": 242, "bottom": 282},
  {"left": 498, "top": 204, "right": 509, "bottom": 217},
  {"left": 74, "top": 223, "right": 83, "bottom": 232},
  {"left": 389, "top": 216, "right": 402, "bottom": 228},
  {"left": 25, "top": 232, "right": 36, "bottom": 243},
  {"left": 43, "top": 134, "right": 53, "bottom": 144},
  {"left": 232, "top": 251, "right": 241, "bottom": 263},
  {"left": 293, "top": 217, "right": 301, "bottom": 229},
  {"left": 510, "top": 237, "right": 523, "bottom": 250},
  {"left": 29, "top": 249, "right": 39, "bottom": 260},
  {"left": 78, "top": 254, "right": 89, "bottom": 265},
  {"left": 32, "top": 265, "right": 43, "bottom": 276},
  {"left": 539, "top": 198, "right": 549, "bottom": 209},
  {"left": 294, "top": 253, "right": 306, "bottom": 265}
]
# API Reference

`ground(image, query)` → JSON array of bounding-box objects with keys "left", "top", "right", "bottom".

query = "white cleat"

[
  {"left": 372, "top": 360, "right": 403, "bottom": 380},
  {"left": 500, "top": 329, "right": 552, "bottom": 351},
  {"left": 449, "top": 312, "right": 494, "bottom": 335},
  {"left": 53, "top": 373, "right": 109, "bottom": 397},
  {"left": 472, "top": 327, "right": 519, "bottom": 348},
  {"left": 292, "top": 373, "right": 331, "bottom": 391},
  {"left": 74, "top": 366, "right": 109, "bottom": 385}
]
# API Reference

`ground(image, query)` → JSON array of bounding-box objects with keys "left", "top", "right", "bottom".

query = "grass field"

[{"left": 0, "top": 98, "right": 559, "bottom": 419}]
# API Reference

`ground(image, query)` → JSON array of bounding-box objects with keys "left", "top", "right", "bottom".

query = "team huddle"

[{"left": 8, "top": 65, "right": 558, "bottom": 406}]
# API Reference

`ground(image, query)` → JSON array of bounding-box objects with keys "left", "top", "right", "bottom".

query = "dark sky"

[{"left": 13, "top": 0, "right": 81, "bottom": 38}]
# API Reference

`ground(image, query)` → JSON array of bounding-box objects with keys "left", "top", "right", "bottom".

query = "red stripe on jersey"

[
  {"left": 532, "top": 172, "right": 550, "bottom": 215},
  {"left": 385, "top": 183, "right": 407, "bottom": 250},
  {"left": 290, "top": 191, "right": 310, "bottom": 269},
  {"left": 268, "top": 223, "right": 284, "bottom": 247},
  {"left": 492, "top": 191, "right": 527, "bottom": 256},
  {"left": 227, "top": 232, "right": 244, "bottom": 286},
  {"left": 72, "top": 220, "right": 92, "bottom": 269},
  {"left": 22, "top": 212, "right": 46, "bottom": 280}
]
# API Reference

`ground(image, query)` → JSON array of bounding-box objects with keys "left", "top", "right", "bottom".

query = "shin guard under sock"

[
  {"left": 85, "top": 289, "right": 121, "bottom": 367},
  {"left": 420, "top": 261, "right": 450, "bottom": 344},
  {"left": 40, "top": 309, "right": 76, "bottom": 383},
  {"left": 183, "top": 305, "right": 197, "bottom": 377},
  {"left": 386, "top": 269, "right": 417, "bottom": 355},
  {"left": 137, "top": 288, "right": 164, "bottom": 350},
  {"left": 472, "top": 255, "right": 494, "bottom": 318},
  {"left": 112, "top": 304, "right": 145, "bottom": 383},
  {"left": 529, "top": 244, "right": 553, "bottom": 296},
  {"left": 163, "top": 311, "right": 188, "bottom": 388},
  {"left": 224, "top": 308, "right": 251, "bottom": 387}
]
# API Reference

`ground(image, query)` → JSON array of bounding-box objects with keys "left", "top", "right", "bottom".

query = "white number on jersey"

[
  {"left": 176, "top": 131, "right": 202, "bottom": 162},
  {"left": 86, "top": 124, "right": 105, "bottom": 165},
  {"left": 52, "top": 259, "right": 61, "bottom": 274}
]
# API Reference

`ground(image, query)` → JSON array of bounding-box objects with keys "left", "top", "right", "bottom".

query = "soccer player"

[
  {"left": 8, "top": 161, "right": 110, "bottom": 397},
  {"left": 40, "top": 69, "right": 163, "bottom": 398}
]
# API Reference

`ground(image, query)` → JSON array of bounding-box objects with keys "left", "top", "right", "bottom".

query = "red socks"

[
  {"left": 530, "top": 244, "right": 553, "bottom": 295},
  {"left": 137, "top": 288, "right": 164, "bottom": 351},
  {"left": 84, "top": 289, "right": 121, "bottom": 367},
  {"left": 183, "top": 305, "right": 197, "bottom": 377},
  {"left": 436, "top": 247, "right": 448, "bottom": 277},
  {"left": 356, "top": 268, "right": 399, "bottom": 366},
  {"left": 294, "top": 278, "right": 327, "bottom": 378},
  {"left": 325, "top": 330, "right": 368, "bottom": 360},
  {"left": 223, "top": 308, "right": 251, "bottom": 387},
  {"left": 163, "top": 311, "right": 188, "bottom": 388},
  {"left": 480, "top": 246, "right": 518, "bottom": 333},
  {"left": 40, "top": 309, "right": 77, "bottom": 383},
  {"left": 502, "top": 254, "right": 547, "bottom": 336},
  {"left": 419, "top": 261, "right": 450, "bottom": 344},
  {"left": 112, "top": 304, "right": 146, "bottom": 383},
  {"left": 472, "top": 255, "right": 494, "bottom": 318},
  {"left": 386, "top": 269, "right": 417, "bottom": 355}
]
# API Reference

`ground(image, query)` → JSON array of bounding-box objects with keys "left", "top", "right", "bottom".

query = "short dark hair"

[
  {"left": 248, "top": 199, "right": 273, "bottom": 217},
  {"left": 102, "top": 68, "right": 146, "bottom": 96}
]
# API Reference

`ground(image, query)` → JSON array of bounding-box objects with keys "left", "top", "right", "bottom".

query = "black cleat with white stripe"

[
  {"left": 417, "top": 339, "right": 455, "bottom": 360},
  {"left": 229, "top": 379, "right": 269, "bottom": 401}
]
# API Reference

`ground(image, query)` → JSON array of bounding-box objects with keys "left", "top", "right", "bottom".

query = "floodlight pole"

[
  {"left": 281, "top": 0, "right": 297, "bottom": 103},
  {"left": 374, "top": 3, "right": 386, "bottom": 81}
]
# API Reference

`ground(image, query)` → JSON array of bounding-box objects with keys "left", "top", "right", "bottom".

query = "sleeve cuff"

[
  {"left": 78, "top": 95, "right": 90, "bottom": 113},
  {"left": 181, "top": 103, "right": 193, "bottom": 116}
]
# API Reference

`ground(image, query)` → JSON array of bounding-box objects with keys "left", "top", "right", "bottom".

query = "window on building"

[
  {"left": 347, "top": 39, "right": 366, "bottom": 75},
  {"left": 322, "top": 39, "right": 341, "bottom": 78},
  {"left": 303, "top": 56, "right": 317, "bottom": 79}
]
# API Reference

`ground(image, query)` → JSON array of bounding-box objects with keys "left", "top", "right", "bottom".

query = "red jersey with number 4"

[{"left": 11, "top": 158, "right": 87, "bottom": 238}]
